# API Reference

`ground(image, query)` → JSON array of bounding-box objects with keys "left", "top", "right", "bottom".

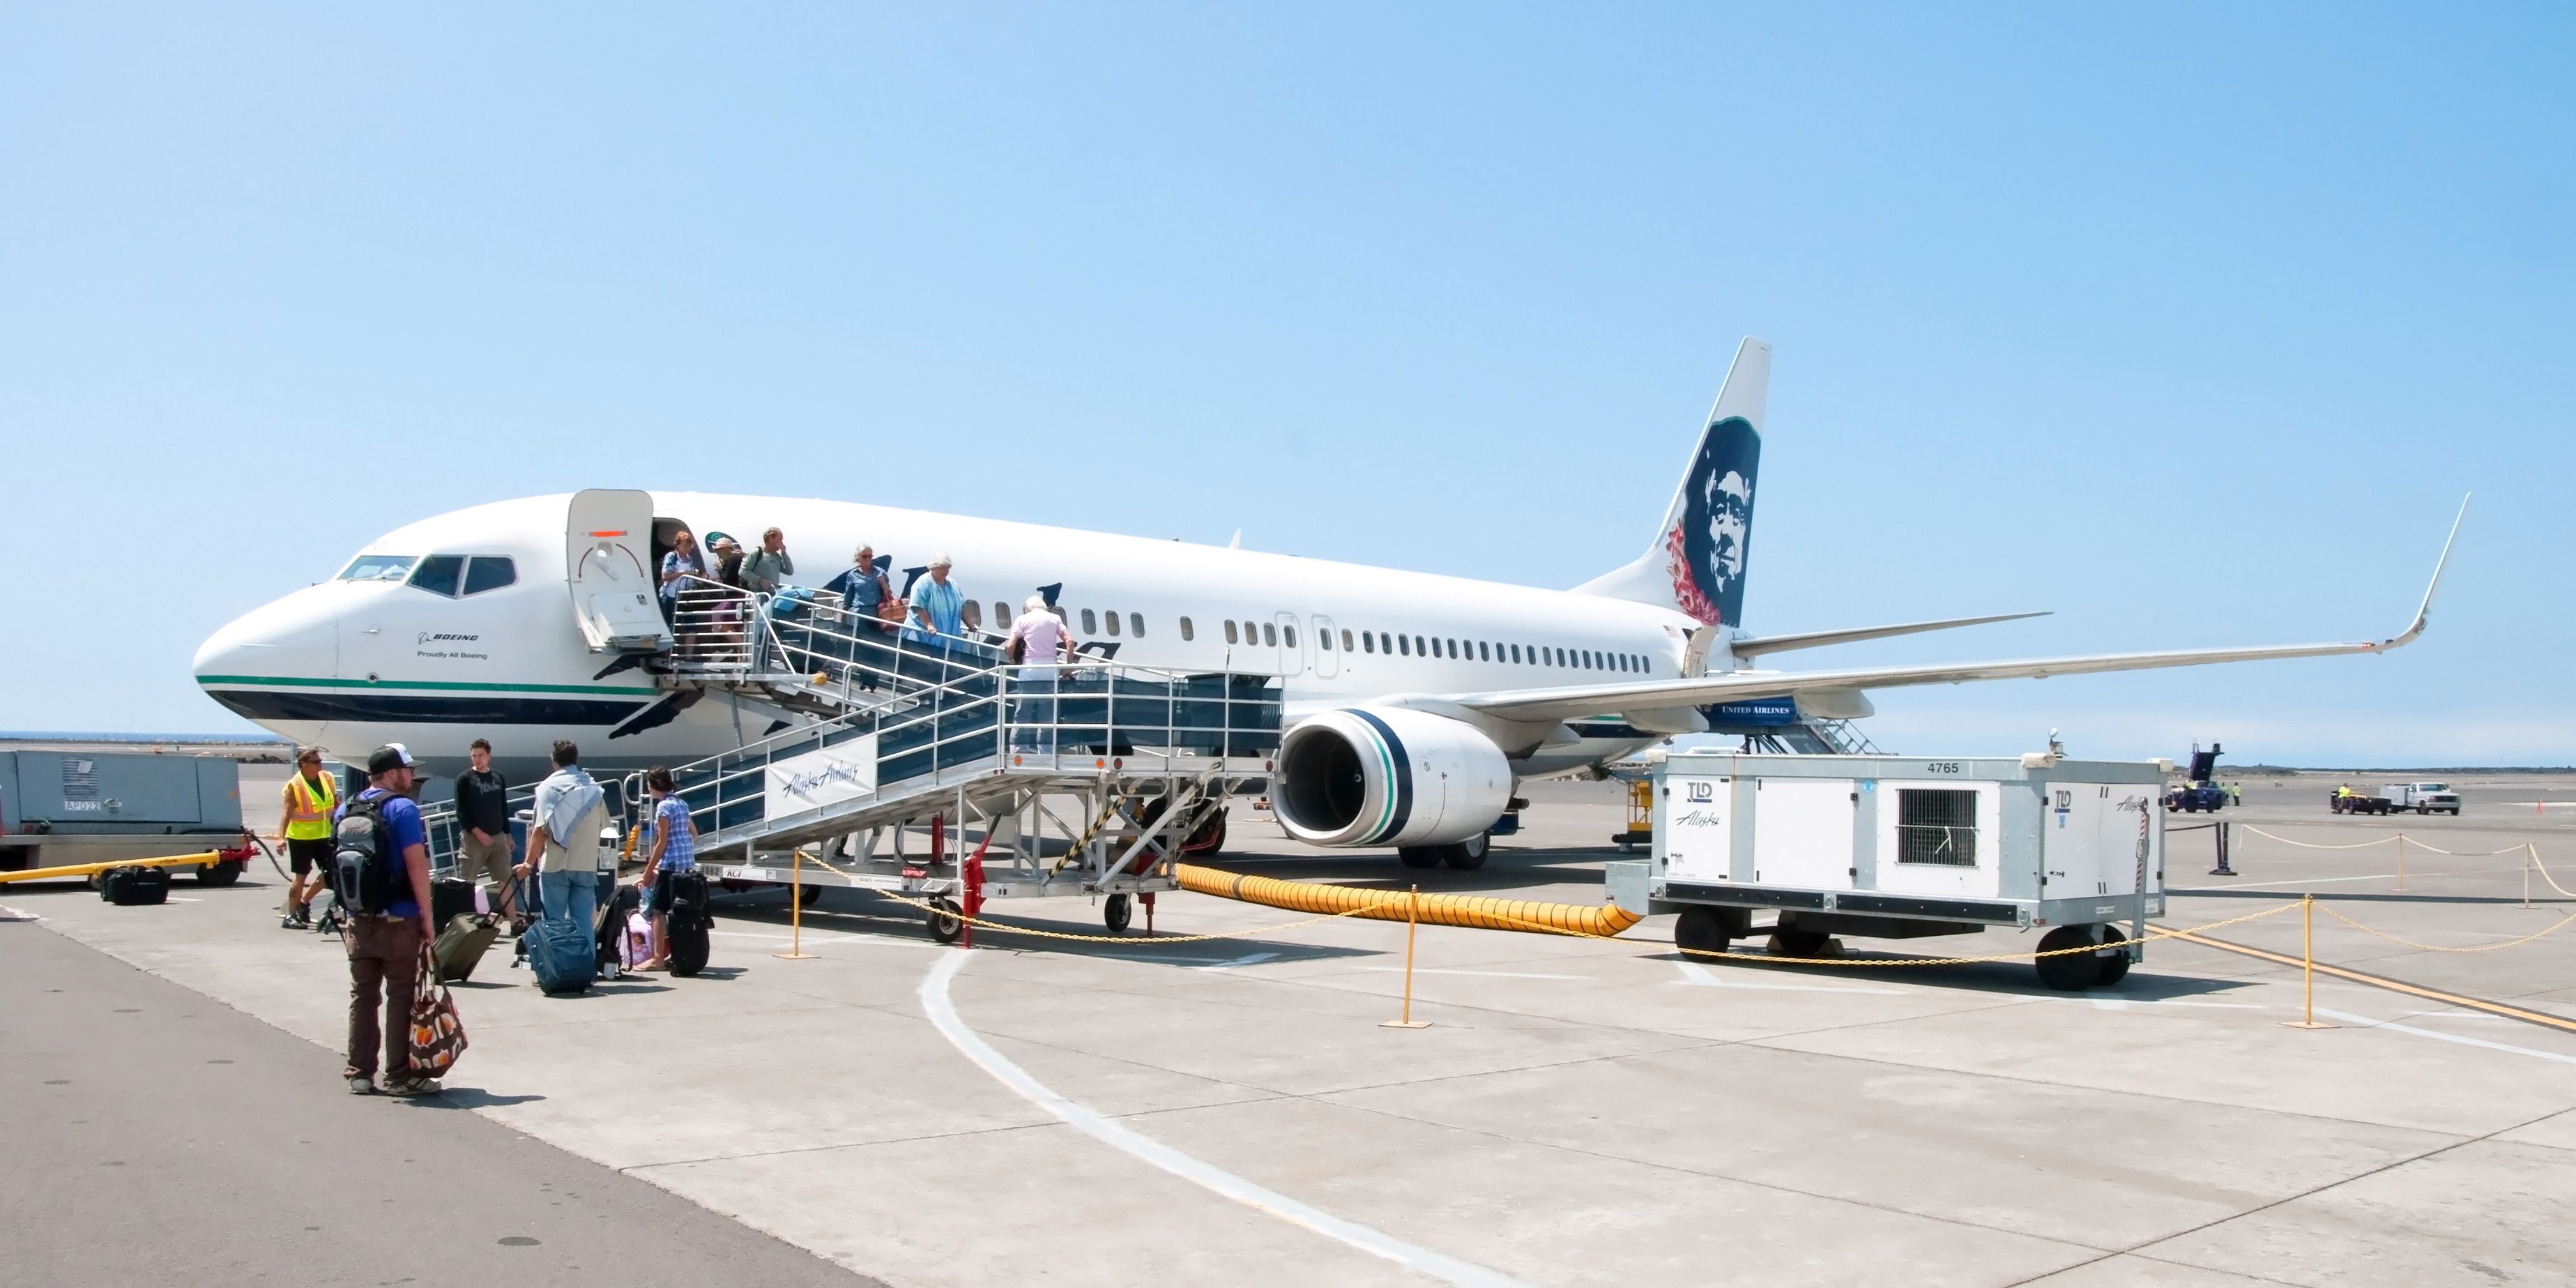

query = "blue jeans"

[
  {"left": 1012, "top": 669, "right": 1058, "bottom": 750},
  {"left": 539, "top": 868, "right": 596, "bottom": 932}
]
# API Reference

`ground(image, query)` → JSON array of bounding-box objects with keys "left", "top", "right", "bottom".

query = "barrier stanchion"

[
  {"left": 2283, "top": 893, "right": 2333, "bottom": 1030},
  {"left": 775, "top": 849, "right": 816, "bottom": 960},
  {"left": 1380, "top": 885, "right": 1431, "bottom": 1030}
]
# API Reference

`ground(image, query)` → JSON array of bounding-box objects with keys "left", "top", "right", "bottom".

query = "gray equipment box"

[
  {"left": 0, "top": 752, "right": 246, "bottom": 874},
  {"left": 1604, "top": 752, "right": 2165, "bottom": 990}
]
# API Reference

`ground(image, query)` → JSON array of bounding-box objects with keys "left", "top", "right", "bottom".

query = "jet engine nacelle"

[{"left": 1273, "top": 707, "right": 1514, "bottom": 848}]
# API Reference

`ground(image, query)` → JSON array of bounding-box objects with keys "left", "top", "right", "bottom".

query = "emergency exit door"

[{"left": 1313, "top": 615, "right": 1340, "bottom": 679}]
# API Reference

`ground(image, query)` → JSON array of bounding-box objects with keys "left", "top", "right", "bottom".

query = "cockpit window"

[
  {"left": 408, "top": 555, "right": 465, "bottom": 597},
  {"left": 338, "top": 554, "right": 417, "bottom": 582},
  {"left": 462, "top": 556, "right": 517, "bottom": 596}
]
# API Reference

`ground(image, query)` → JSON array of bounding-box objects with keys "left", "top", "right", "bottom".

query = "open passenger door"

[{"left": 566, "top": 489, "right": 673, "bottom": 654}]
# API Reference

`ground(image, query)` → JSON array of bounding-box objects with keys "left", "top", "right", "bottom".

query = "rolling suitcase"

[
  {"left": 593, "top": 881, "right": 641, "bottom": 980},
  {"left": 433, "top": 913, "right": 501, "bottom": 983},
  {"left": 430, "top": 877, "right": 480, "bottom": 931},
  {"left": 666, "top": 870, "right": 712, "bottom": 978},
  {"left": 99, "top": 865, "right": 172, "bottom": 907},
  {"left": 526, "top": 916, "right": 594, "bottom": 995}
]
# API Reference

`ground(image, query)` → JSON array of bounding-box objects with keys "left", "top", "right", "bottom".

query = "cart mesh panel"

[{"left": 1896, "top": 788, "right": 1978, "bottom": 866}]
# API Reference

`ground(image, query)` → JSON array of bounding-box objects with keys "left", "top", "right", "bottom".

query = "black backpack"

[{"left": 332, "top": 791, "right": 402, "bottom": 916}]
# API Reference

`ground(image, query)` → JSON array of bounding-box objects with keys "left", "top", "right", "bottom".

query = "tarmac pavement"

[
  {"left": 0, "top": 916, "right": 881, "bottom": 1288},
  {"left": 8, "top": 780, "right": 2576, "bottom": 1287}
]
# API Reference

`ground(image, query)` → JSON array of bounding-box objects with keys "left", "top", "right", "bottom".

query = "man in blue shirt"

[{"left": 337, "top": 743, "right": 440, "bottom": 1096}]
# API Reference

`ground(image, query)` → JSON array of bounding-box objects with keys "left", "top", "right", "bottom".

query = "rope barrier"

[
  {"left": 2239, "top": 826, "right": 2397, "bottom": 851},
  {"left": 1462, "top": 898, "right": 2308, "bottom": 966},
  {"left": 2315, "top": 902, "right": 2576, "bottom": 955},
  {"left": 2524, "top": 844, "right": 2576, "bottom": 900}
]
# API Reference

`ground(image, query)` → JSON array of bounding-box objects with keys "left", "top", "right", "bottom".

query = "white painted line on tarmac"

[
  {"left": 0, "top": 904, "right": 39, "bottom": 921},
  {"left": 1669, "top": 962, "right": 1904, "bottom": 995},
  {"left": 1191, "top": 951, "right": 1281, "bottom": 972},
  {"left": 2314, "top": 1007, "right": 2576, "bottom": 1066},
  {"left": 1359, "top": 967, "right": 1585, "bottom": 980},
  {"left": 921, "top": 949, "right": 1530, "bottom": 1288}
]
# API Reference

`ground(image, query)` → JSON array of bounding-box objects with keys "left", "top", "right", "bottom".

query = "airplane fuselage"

[{"left": 196, "top": 492, "right": 1702, "bottom": 778}]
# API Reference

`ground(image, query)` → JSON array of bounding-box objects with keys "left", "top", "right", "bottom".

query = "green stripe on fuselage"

[{"left": 195, "top": 674, "right": 660, "bottom": 697}]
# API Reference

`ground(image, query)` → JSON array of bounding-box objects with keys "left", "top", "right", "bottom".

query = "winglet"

[{"left": 2373, "top": 494, "right": 2469, "bottom": 651}]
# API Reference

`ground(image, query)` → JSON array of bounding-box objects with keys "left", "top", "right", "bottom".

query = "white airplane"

[{"left": 194, "top": 339, "right": 2465, "bottom": 865}]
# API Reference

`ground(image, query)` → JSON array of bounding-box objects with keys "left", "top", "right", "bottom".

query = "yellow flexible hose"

[{"left": 1173, "top": 863, "right": 1643, "bottom": 937}]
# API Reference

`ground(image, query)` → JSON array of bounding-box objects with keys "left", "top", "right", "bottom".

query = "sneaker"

[
  {"left": 386, "top": 1077, "right": 443, "bottom": 1097},
  {"left": 283, "top": 913, "right": 303, "bottom": 930},
  {"left": 346, "top": 1075, "right": 376, "bottom": 1095}
]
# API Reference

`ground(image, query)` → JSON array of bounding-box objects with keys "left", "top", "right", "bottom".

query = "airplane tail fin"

[{"left": 1571, "top": 336, "right": 1769, "bottom": 629}]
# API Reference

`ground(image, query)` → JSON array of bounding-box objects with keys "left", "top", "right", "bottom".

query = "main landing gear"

[{"left": 1396, "top": 831, "right": 1490, "bottom": 871}]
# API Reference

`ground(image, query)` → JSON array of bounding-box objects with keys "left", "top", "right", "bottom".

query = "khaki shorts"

[{"left": 456, "top": 831, "right": 515, "bottom": 889}]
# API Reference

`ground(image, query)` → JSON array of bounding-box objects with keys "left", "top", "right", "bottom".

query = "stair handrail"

[{"left": 641, "top": 656, "right": 1278, "bottom": 857}]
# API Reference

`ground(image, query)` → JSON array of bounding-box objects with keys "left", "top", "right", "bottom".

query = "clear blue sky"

[{"left": 3, "top": 5, "right": 2567, "bottom": 765}]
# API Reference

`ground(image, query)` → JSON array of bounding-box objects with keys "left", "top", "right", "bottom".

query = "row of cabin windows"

[
  {"left": 968, "top": 600, "right": 1149, "bottom": 639},
  {"left": 966, "top": 603, "right": 1654, "bottom": 676},
  {"left": 1343, "top": 632, "right": 1652, "bottom": 674}
]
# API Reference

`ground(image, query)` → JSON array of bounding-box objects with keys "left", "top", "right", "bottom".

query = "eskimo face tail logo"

[{"left": 1662, "top": 414, "right": 1759, "bottom": 626}]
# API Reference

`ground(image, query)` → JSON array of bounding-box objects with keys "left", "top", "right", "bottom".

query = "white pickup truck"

[{"left": 2381, "top": 782, "right": 2463, "bottom": 815}]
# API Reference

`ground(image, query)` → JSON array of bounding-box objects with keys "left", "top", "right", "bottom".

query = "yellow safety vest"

[{"left": 284, "top": 772, "right": 337, "bottom": 840}]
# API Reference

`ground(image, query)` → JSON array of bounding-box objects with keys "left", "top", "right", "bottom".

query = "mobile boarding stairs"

[{"left": 434, "top": 575, "right": 1283, "bottom": 939}]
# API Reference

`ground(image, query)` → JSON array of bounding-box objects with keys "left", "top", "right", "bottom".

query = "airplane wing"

[
  {"left": 1457, "top": 497, "right": 2468, "bottom": 727},
  {"left": 1727, "top": 611, "right": 2050, "bottom": 658}
]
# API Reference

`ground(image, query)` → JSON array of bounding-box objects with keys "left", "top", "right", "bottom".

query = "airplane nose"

[{"left": 195, "top": 586, "right": 341, "bottom": 718}]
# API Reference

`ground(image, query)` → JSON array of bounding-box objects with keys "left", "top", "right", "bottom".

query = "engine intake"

[{"left": 1273, "top": 707, "right": 1513, "bottom": 848}]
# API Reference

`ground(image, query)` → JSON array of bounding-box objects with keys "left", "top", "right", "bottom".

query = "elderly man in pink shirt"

[{"left": 1004, "top": 595, "right": 1076, "bottom": 751}]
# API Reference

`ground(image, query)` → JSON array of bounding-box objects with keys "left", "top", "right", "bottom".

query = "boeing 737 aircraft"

[{"left": 195, "top": 339, "right": 2463, "bottom": 863}]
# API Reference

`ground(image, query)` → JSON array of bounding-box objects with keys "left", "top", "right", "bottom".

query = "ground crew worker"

[{"left": 277, "top": 747, "right": 336, "bottom": 928}]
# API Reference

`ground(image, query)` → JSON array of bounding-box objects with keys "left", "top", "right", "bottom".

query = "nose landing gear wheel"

[
  {"left": 926, "top": 896, "right": 964, "bottom": 944},
  {"left": 1102, "top": 893, "right": 1131, "bottom": 934}
]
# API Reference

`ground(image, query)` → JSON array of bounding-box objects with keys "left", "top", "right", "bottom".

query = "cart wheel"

[
  {"left": 1183, "top": 809, "right": 1228, "bottom": 857},
  {"left": 196, "top": 858, "right": 245, "bottom": 888},
  {"left": 1767, "top": 927, "right": 1833, "bottom": 958},
  {"left": 2034, "top": 925, "right": 2102, "bottom": 991},
  {"left": 926, "top": 896, "right": 964, "bottom": 944},
  {"left": 1396, "top": 847, "right": 1442, "bottom": 869},
  {"left": 1441, "top": 833, "right": 1491, "bottom": 871},
  {"left": 1103, "top": 893, "right": 1131, "bottom": 934},
  {"left": 2093, "top": 924, "right": 2132, "bottom": 987},
  {"left": 798, "top": 883, "right": 822, "bottom": 908},
  {"left": 1675, "top": 907, "right": 1732, "bottom": 957}
]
